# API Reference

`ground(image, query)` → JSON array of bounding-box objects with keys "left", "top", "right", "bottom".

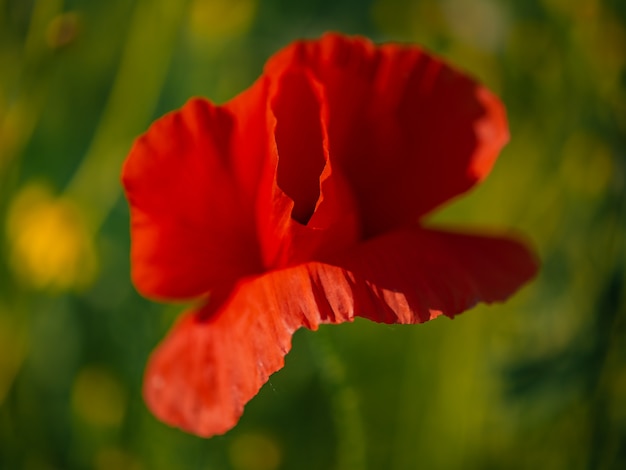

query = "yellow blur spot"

[
  {"left": 189, "top": 0, "right": 257, "bottom": 40},
  {"left": 22, "top": 455, "right": 58, "bottom": 470},
  {"left": 542, "top": 0, "right": 599, "bottom": 20},
  {"left": 46, "top": 12, "right": 82, "bottom": 49},
  {"left": 560, "top": 133, "right": 613, "bottom": 196},
  {"left": 229, "top": 432, "right": 282, "bottom": 470},
  {"left": 95, "top": 447, "right": 143, "bottom": 470},
  {"left": 371, "top": 0, "right": 446, "bottom": 47},
  {"left": 6, "top": 182, "right": 97, "bottom": 292},
  {"left": 71, "top": 366, "right": 126, "bottom": 427},
  {"left": 441, "top": 0, "right": 508, "bottom": 52}
]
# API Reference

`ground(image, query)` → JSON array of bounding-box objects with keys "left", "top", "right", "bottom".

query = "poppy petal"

[
  {"left": 122, "top": 98, "right": 264, "bottom": 300},
  {"left": 265, "top": 33, "right": 509, "bottom": 236},
  {"left": 338, "top": 227, "right": 538, "bottom": 323},
  {"left": 256, "top": 66, "right": 361, "bottom": 269},
  {"left": 143, "top": 227, "right": 537, "bottom": 437},
  {"left": 272, "top": 68, "right": 327, "bottom": 226}
]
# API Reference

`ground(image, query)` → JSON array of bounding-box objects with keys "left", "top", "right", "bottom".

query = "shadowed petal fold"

[
  {"left": 265, "top": 33, "right": 508, "bottom": 236},
  {"left": 143, "top": 227, "right": 537, "bottom": 437},
  {"left": 256, "top": 66, "right": 361, "bottom": 268}
]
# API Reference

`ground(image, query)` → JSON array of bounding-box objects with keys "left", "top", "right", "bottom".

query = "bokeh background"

[{"left": 1, "top": 0, "right": 625, "bottom": 468}]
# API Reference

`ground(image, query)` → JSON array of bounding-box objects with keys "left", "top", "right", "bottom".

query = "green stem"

[
  {"left": 309, "top": 329, "right": 367, "bottom": 470},
  {"left": 63, "top": 0, "right": 190, "bottom": 232},
  {"left": 0, "top": 0, "right": 62, "bottom": 184}
]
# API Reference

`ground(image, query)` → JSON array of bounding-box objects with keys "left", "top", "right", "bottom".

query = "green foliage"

[{"left": 1, "top": 0, "right": 624, "bottom": 468}]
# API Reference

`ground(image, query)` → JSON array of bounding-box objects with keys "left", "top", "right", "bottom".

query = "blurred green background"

[{"left": 1, "top": 0, "right": 625, "bottom": 469}]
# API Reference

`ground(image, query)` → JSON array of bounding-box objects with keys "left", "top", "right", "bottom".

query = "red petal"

[
  {"left": 265, "top": 34, "right": 509, "bottom": 237},
  {"left": 123, "top": 68, "right": 361, "bottom": 301},
  {"left": 122, "top": 98, "right": 264, "bottom": 300},
  {"left": 272, "top": 68, "right": 327, "bottom": 225},
  {"left": 144, "top": 227, "right": 537, "bottom": 437},
  {"left": 338, "top": 227, "right": 538, "bottom": 323},
  {"left": 255, "top": 66, "right": 360, "bottom": 268}
]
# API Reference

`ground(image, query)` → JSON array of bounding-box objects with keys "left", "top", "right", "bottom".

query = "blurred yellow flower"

[
  {"left": 46, "top": 11, "right": 82, "bottom": 49},
  {"left": 229, "top": 432, "right": 282, "bottom": 470},
  {"left": 0, "top": 311, "right": 28, "bottom": 406},
  {"left": 6, "top": 182, "right": 97, "bottom": 291},
  {"left": 71, "top": 366, "right": 127, "bottom": 428},
  {"left": 561, "top": 132, "right": 613, "bottom": 196},
  {"left": 94, "top": 447, "right": 142, "bottom": 470},
  {"left": 188, "top": 0, "right": 257, "bottom": 40}
]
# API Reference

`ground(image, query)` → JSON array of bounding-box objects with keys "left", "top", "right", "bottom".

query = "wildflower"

[
  {"left": 6, "top": 182, "right": 96, "bottom": 291},
  {"left": 122, "top": 33, "right": 538, "bottom": 437}
]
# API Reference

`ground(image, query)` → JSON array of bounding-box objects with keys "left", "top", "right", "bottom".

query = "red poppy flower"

[{"left": 122, "top": 33, "right": 538, "bottom": 437}]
